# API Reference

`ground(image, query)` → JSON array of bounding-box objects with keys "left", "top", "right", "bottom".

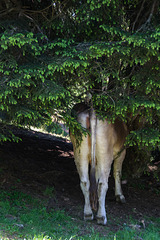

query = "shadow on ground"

[{"left": 0, "top": 127, "right": 160, "bottom": 233}]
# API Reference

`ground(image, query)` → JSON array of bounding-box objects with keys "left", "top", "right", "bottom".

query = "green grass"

[
  {"left": 0, "top": 189, "right": 159, "bottom": 240},
  {"left": 114, "top": 222, "right": 160, "bottom": 240}
]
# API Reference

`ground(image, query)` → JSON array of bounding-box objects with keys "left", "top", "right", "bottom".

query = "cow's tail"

[{"left": 89, "top": 107, "right": 98, "bottom": 211}]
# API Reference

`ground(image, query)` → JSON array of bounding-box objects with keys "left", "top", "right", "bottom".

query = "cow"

[{"left": 70, "top": 103, "right": 128, "bottom": 225}]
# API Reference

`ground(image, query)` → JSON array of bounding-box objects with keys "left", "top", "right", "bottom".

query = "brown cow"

[{"left": 70, "top": 103, "right": 128, "bottom": 225}]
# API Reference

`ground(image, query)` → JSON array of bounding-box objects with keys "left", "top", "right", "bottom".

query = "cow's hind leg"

[
  {"left": 95, "top": 121, "right": 115, "bottom": 225},
  {"left": 96, "top": 177, "right": 108, "bottom": 225},
  {"left": 73, "top": 137, "right": 93, "bottom": 221},
  {"left": 96, "top": 155, "right": 113, "bottom": 225},
  {"left": 113, "top": 149, "right": 126, "bottom": 203},
  {"left": 80, "top": 173, "right": 94, "bottom": 221},
  {"left": 96, "top": 161, "right": 112, "bottom": 225}
]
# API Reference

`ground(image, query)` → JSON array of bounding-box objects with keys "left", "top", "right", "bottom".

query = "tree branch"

[
  {"left": 132, "top": 0, "right": 146, "bottom": 32},
  {"left": 20, "top": 12, "right": 48, "bottom": 41},
  {"left": 137, "top": 0, "right": 157, "bottom": 32}
]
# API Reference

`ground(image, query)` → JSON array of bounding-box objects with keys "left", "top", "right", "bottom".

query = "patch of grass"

[
  {"left": 0, "top": 189, "right": 79, "bottom": 239},
  {"left": 0, "top": 189, "right": 160, "bottom": 240},
  {"left": 43, "top": 186, "right": 55, "bottom": 197},
  {"left": 115, "top": 225, "right": 160, "bottom": 240}
]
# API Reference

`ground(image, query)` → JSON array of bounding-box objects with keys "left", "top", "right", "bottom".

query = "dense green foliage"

[{"left": 0, "top": 0, "right": 160, "bottom": 174}]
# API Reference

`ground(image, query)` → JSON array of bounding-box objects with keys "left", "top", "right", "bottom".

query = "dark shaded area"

[{"left": 0, "top": 128, "right": 160, "bottom": 233}]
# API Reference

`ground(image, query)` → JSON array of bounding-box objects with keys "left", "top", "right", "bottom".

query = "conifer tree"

[{"left": 0, "top": 0, "right": 159, "bottom": 176}]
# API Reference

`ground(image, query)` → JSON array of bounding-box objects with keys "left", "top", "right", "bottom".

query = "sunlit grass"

[
  {"left": 0, "top": 189, "right": 80, "bottom": 240},
  {"left": 0, "top": 189, "right": 160, "bottom": 240}
]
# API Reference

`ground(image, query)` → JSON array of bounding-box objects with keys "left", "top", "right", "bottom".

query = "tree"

[{"left": 0, "top": 0, "right": 159, "bottom": 176}]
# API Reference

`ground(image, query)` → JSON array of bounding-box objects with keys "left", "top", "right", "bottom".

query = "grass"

[
  {"left": 0, "top": 189, "right": 160, "bottom": 240},
  {"left": 114, "top": 222, "right": 160, "bottom": 240}
]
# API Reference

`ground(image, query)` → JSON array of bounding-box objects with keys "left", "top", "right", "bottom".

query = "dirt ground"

[{"left": 0, "top": 127, "right": 160, "bottom": 234}]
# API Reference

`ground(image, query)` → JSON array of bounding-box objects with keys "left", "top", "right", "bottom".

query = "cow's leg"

[
  {"left": 96, "top": 161, "right": 112, "bottom": 225},
  {"left": 95, "top": 120, "right": 113, "bottom": 225},
  {"left": 113, "top": 149, "right": 126, "bottom": 203},
  {"left": 73, "top": 136, "right": 93, "bottom": 221},
  {"left": 80, "top": 172, "right": 94, "bottom": 221}
]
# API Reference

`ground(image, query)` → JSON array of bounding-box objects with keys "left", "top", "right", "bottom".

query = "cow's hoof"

[
  {"left": 116, "top": 195, "right": 126, "bottom": 204},
  {"left": 97, "top": 216, "right": 107, "bottom": 225},
  {"left": 84, "top": 213, "right": 94, "bottom": 221}
]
